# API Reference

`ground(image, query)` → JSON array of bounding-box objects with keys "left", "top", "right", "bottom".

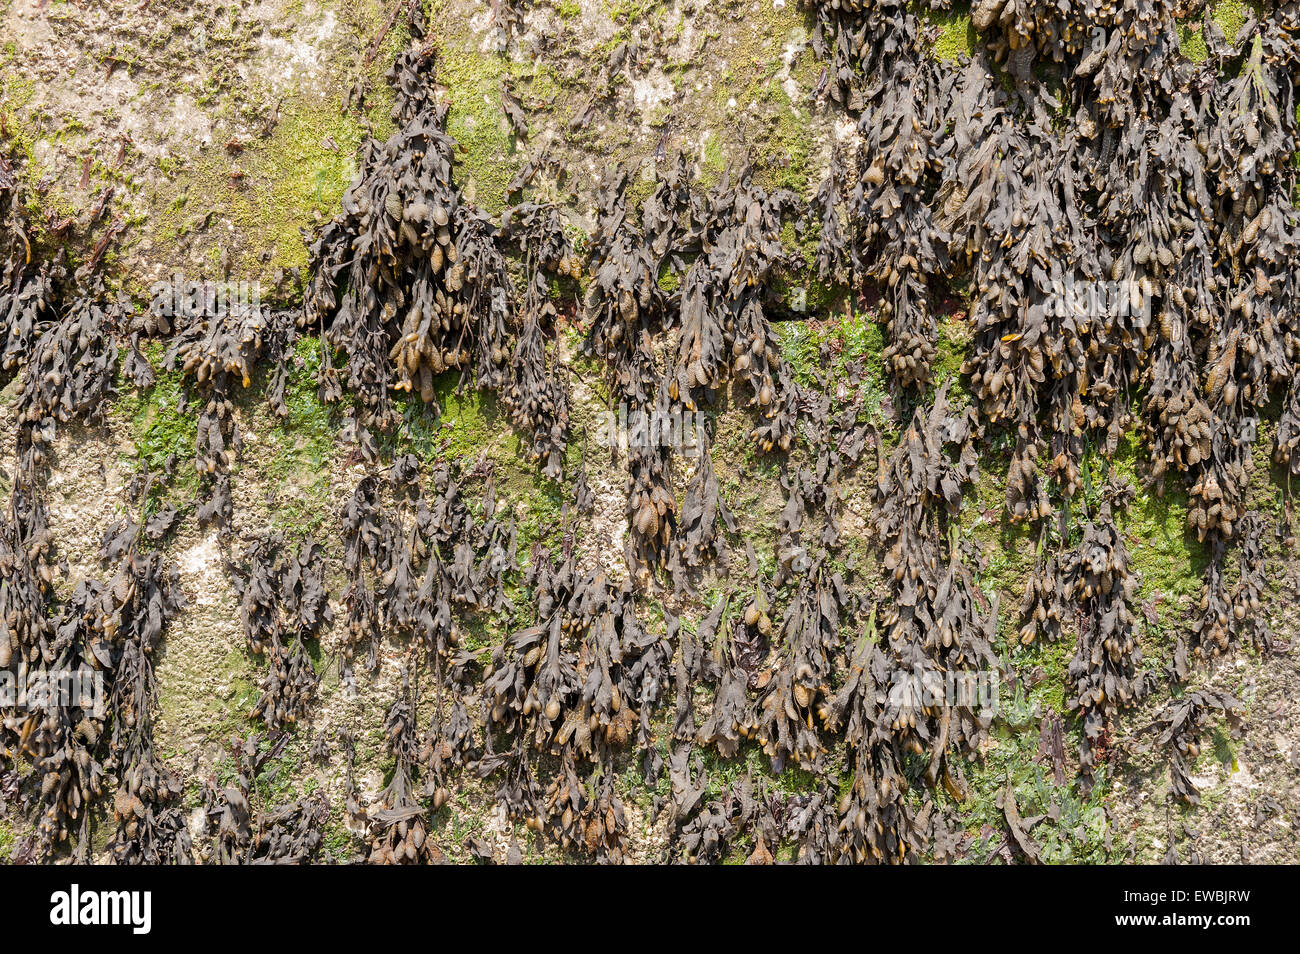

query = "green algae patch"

[
  {"left": 157, "top": 645, "right": 260, "bottom": 751},
  {"left": 748, "top": 81, "right": 816, "bottom": 195},
  {"left": 228, "top": 103, "right": 366, "bottom": 271},
  {"left": 392, "top": 372, "right": 569, "bottom": 552},
  {"left": 148, "top": 96, "right": 370, "bottom": 277},
  {"left": 956, "top": 734, "right": 1120, "bottom": 863},
  {"left": 1178, "top": 2, "right": 1268, "bottom": 63},
  {"left": 438, "top": 46, "right": 522, "bottom": 215},
  {"left": 701, "top": 3, "right": 822, "bottom": 196},
  {"left": 1179, "top": 22, "right": 1211, "bottom": 63},
  {"left": 115, "top": 341, "right": 200, "bottom": 498},
  {"left": 130, "top": 0, "right": 410, "bottom": 277},
  {"left": 437, "top": 49, "right": 579, "bottom": 213},
  {"left": 1091, "top": 432, "right": 1211, "bottom": 661},
  {"left": 777, "top": 311, "right": 886, "bottom": 391},
  {"left": 0, "top": 51, "right": 78, "bottom": 255},
  {"left": 431, "top": 6, "right": 577, "bottom": 215},
  {"left": 932, "top": 315, "right": 974, "bottom": 405},
  {"left": 1211, "top": 0, "right": 1259, "bottom": 44},
  {"left": 919, "top": 2, "right": 976, "bottom": 62},
  {"left": 268, "top": 336, "right": 340, "bottom": 470},
  {"left": 257, "top": 335, "right": 346, "bottom": 536}
]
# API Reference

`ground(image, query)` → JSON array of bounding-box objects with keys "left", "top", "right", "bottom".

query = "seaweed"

[
  {"left": 1064, "top": 482, "right": 1148, "bottom": 786},
  {"left": 230, "top": 534, "right": 333, "bottom": 730},
  {"left": 1149, "top": 689, "right": 1243, "bottom": 805},
  {"left": 201, "top": 734, "right": 327, "bottom": 864}
]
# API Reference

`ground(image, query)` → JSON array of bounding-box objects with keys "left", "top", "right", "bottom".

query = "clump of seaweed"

[
  {"left": 1064, "top": 482, "right": 1148, "bottom": 786},
  {"left": 164, "top": 299, "right": 284, "bottom": 527},
  {"left": 0, "top": 151, "right": 61, "bottom": 385},
  {"left": 1018, "top": 553, "right": 1068, "bottom": 646},
  {"left": 367, "top": 680, "right": 445, "bottom": 864},
  {"left": 873, "top": 384, "right": 996, "bottom": 777},
  {"left": 15, "top": 285, "right": 123, "bottom": 477},
  {"left": 497, "top": 201, "right": 577, "bottom": 479},
  {"left": 1149, "top": 689, "right": 1242, "bottom": 806},
  {"left": 231, "top": 534, "right": 333, "bottom": 730},
  {"left": 200, "top": 734, "right": 328, "bottom": 864},
  {"left": 101, "top": 522, "right": 191, "bottom": 866},
  {"left": 9, "top": 0, "right": 1300, "bottom": 868},
  {"left": 337, "top": 458, "right": 518, "bottom": 688},
  {"left": 304, "top": 34, "right": 472, "bottom": 435}
]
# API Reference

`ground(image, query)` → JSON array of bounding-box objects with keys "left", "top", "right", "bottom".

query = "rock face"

[
  {"left": 2, "top": 0, "right": 404, "bottom": 284},
  {"left": 0, "top": 0, "right": 1297, "bottom": 865},
  {"left": 1, "top": 0, "right": 830, "bottom": 281}
]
